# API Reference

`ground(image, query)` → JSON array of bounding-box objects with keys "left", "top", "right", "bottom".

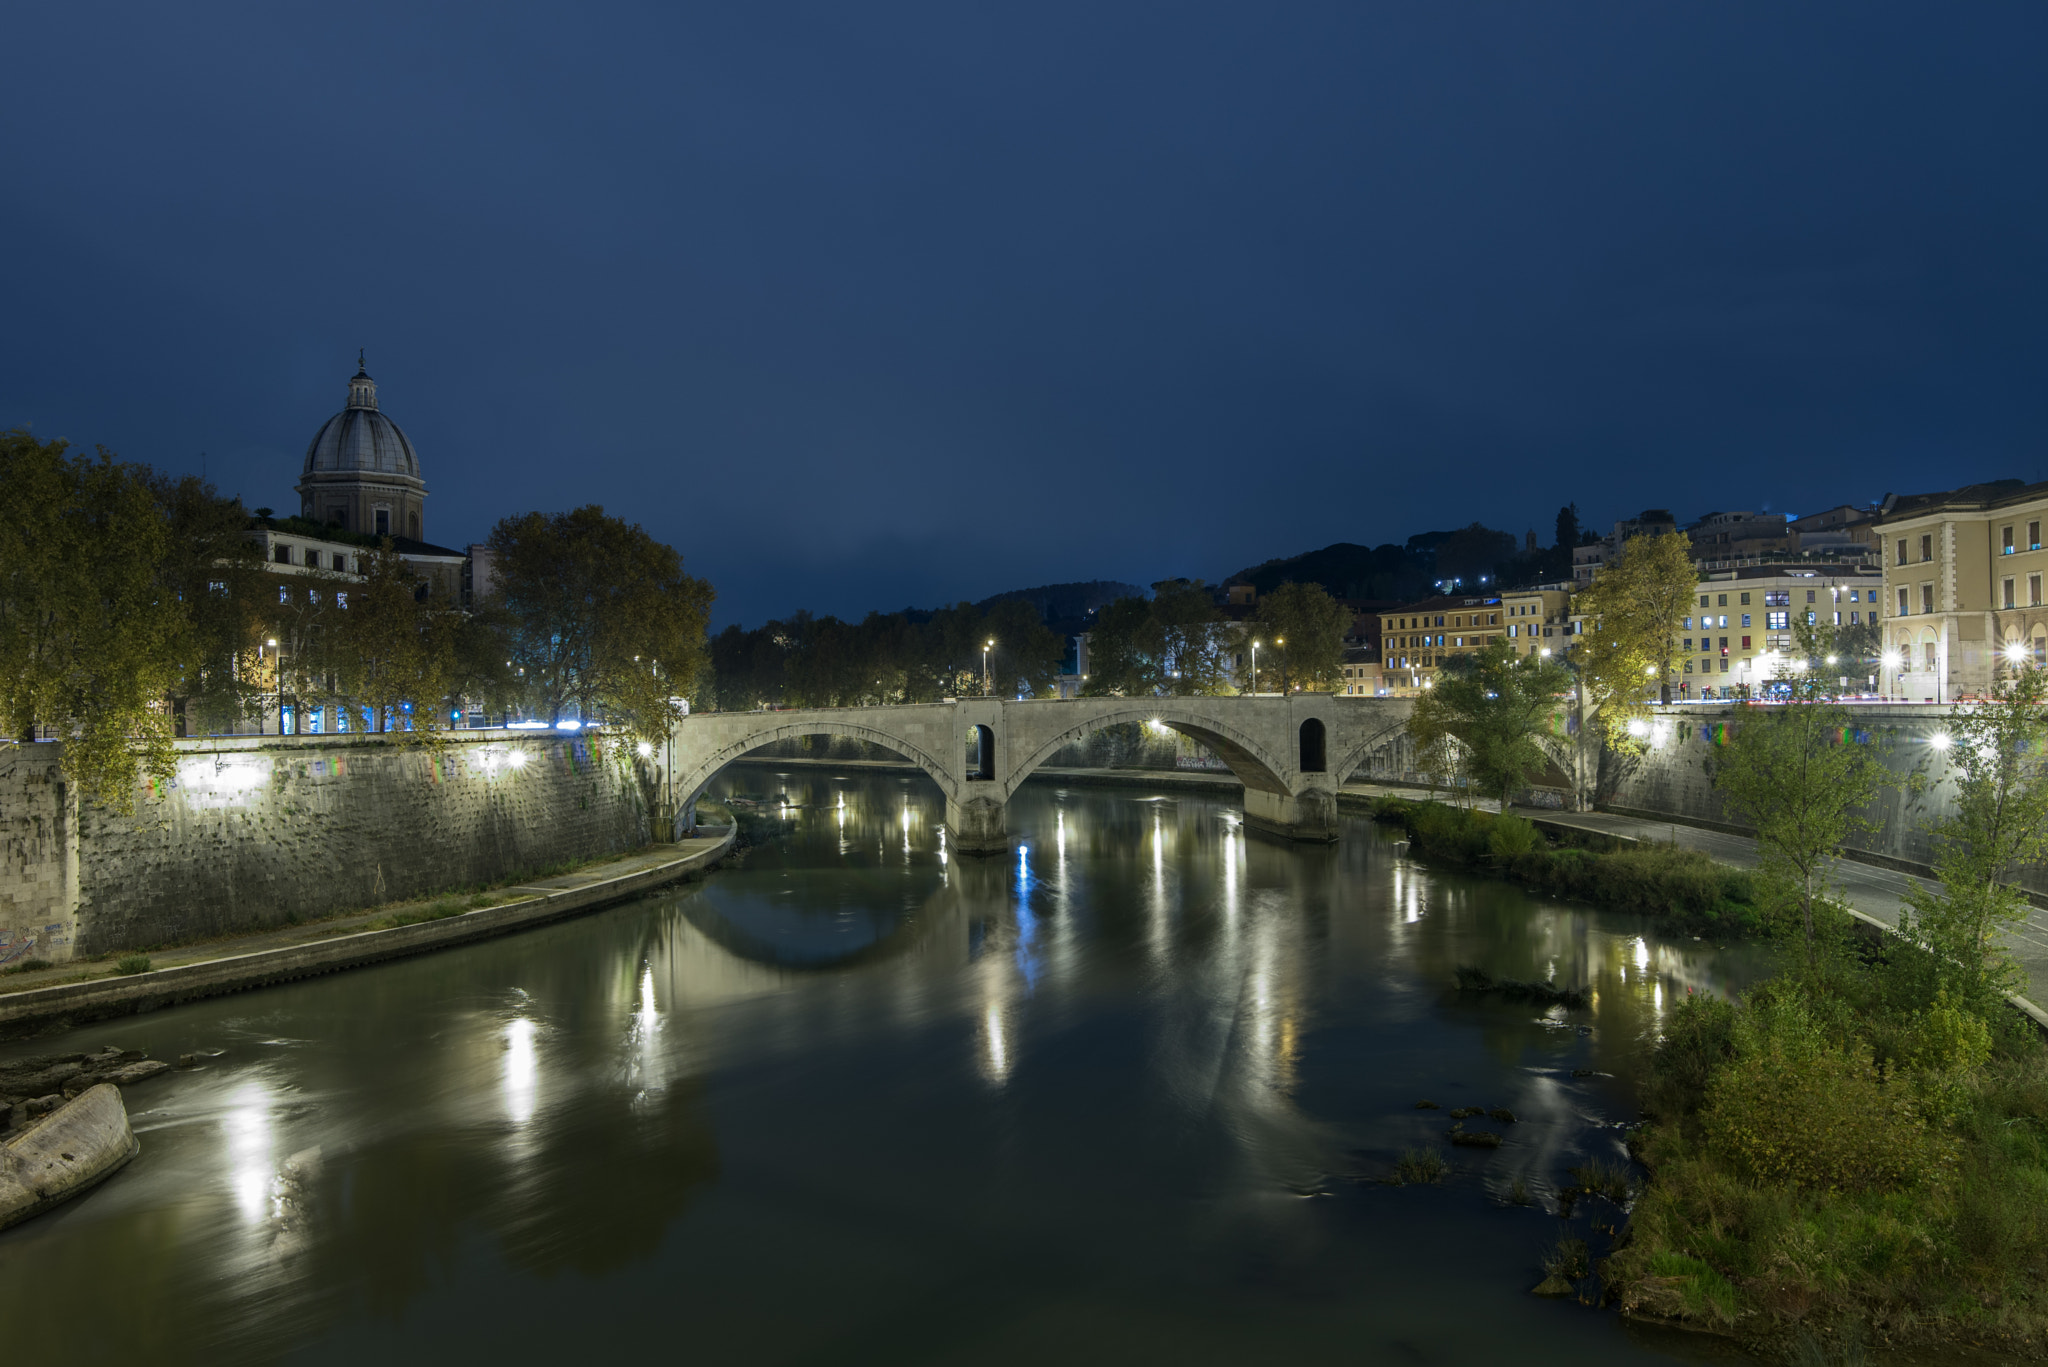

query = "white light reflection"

[
  {"left": 504, "top": 1017, "right": 538, "bottom": 1125},
  {"left": 981, "top": 1004, "right": 1010, "bottom": 1084},
  {"left": 224, "top": 1079, "right": 275, "bottom": 1222}
]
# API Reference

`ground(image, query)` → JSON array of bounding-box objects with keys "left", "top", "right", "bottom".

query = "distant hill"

[
  {"left": 1225, "top": 542, "right": 1434, "bottom": 601},
  {"left": 976, "top": 579, "right": 1144, "bottom": 623}
]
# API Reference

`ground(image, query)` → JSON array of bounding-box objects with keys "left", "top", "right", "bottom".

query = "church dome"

[{"left": 301, "top": 358, "right": 421, "bottom": 480}]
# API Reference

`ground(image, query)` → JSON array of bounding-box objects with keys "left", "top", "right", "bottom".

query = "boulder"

[{"left": 0, "top": 1084, "right": 140, "bottom": 1232}]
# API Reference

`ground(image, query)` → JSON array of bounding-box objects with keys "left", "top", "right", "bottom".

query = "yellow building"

[
  {"left": 1376, "top": 595, "right": 1502, "bottom": 694},
  {"left": 1498, "top": 583, "right": 1575, "bottom": 660},
  {"left": 1677, "top": 567, "right": 1881, "bottom": 698},
  {"left": 1877, "top": 480, "right": 2048, "bottom": 700}
]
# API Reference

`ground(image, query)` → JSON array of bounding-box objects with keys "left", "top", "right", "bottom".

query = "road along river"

[{"left": 0, "top": 768, "right": 1771, "bottom": 1365}]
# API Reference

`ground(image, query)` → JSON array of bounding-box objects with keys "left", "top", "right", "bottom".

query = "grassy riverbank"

[
  {"left": 1376, "top": 795, "right": 2048, "bottom": 1358},
  {"left": 1369, "top": 796, "right": 1763, "bottom": 938},
  {"left": 1612, "top": 976, "right": 2048, "bottom": 1359}
]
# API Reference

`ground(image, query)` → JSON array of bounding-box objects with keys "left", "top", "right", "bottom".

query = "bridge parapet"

[{"left": 669, "top": 695, "right": 1412, "bottom": 851}]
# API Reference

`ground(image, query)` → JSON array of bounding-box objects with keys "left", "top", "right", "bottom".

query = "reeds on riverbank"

[{"left": 1370, "top": 796, "right": 1762, "bottom": 937}]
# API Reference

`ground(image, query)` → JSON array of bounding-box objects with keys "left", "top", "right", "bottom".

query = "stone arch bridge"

[{"left": 665, "top": 696, "right": 1413, "bottom": 852}]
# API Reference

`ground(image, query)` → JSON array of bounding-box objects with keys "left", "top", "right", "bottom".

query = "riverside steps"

[{"left": 0, "top": 828, "right": 733, "bottom": 1040}]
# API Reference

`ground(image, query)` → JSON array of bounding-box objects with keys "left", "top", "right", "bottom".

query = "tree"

[
  {"left": 983, "top": 598, "right": 1063, "bottom": 697},
  {"left": 1080, "top": 597, "right": 1163, "bottom": 697},
  {"left": 1555, "top": 503, "right": 1580, "bottom": 550},
  {"left": 0, "top": 431, "right": 181, "bottom": 810},
  {"left": 1250, "top": 580, "right": 1349, "bottom": 693},
  {"left": 1899, "top": 669, "right": 2048, "bottom": 1015},
  {"left": 1150, "top": 579, "right": 1232, "bottom": 695},
  {"left": 1565, "top": 530, "right": 1696, "bottom": 806},
  {"left": 1711, "top": 684, "right": 1894, "bottom": 977},
  {"left": 329, "top": 546, "right": 455, "bottom": 734},
  {"left": 1409, "top": 640, "right": 1572, "bottom": 810},
  {"left": 150, "top": 471, "right": 267, "bottom": 733},
  {"left": 487, "top": 507, "right": 714, "bottom": 740}
]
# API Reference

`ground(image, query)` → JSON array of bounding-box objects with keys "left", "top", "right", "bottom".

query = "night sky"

[{"left": 6, "top": 4, "right": 2046, "bottom": 626}]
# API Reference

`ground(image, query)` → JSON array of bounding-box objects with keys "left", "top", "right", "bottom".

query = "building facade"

[
  {"left": 1375, "top": 595, "right": 1503, "bottom": 694},
  {"left": 1877, "top": 480, "right": 2048, "bottom": 700},
  {"left": 1498, "top": 583, "right": 1575, "bottom": 659},
  {"left": 1677, "top": 566, "right": 1882, "bottom": 698}
]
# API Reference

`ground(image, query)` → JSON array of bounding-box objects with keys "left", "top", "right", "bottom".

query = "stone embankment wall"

[
  {"left": 1599, "top": 704, "right": 2046, "bottom": 896},
  {"left": 1, "top": 731, "right": 653, "bottom": 964}
]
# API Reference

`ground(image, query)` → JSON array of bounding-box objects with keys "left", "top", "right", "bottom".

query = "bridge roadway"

[{"left": 664, "top": 696, "right": 1414, "bottom": 852}]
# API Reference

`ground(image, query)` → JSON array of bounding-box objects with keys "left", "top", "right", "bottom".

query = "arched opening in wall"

[
  {"left": 1299, "top": 718, "right": 1327, "bottom": 773},
  {"left": 968, "top": 724, "right": 995, "bottom": 781},
  {"left": 408, "top": 511, "right": 420, "bottom": 539}
]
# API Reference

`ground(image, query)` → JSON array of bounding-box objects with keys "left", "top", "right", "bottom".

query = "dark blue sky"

[{"left": 7, "top": 3, "right": 2046, "bottom": 626}]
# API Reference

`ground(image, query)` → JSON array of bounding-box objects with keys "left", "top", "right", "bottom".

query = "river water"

[{"left": 0, "top": 771, "right": 1770, "bottom": 1365}]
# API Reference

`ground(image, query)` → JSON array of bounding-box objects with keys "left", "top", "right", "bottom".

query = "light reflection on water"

[{"left": 0, "top": 769, "right": 1775, "bottom": 1367}]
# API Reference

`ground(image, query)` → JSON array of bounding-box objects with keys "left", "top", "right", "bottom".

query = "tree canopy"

[
  {"left": 1249, "top": 581, "right": 1349, "bottom": 693},
  {"left": 1408, "top": 639, "right": 1572, "bottom": 809},
  {"left": 487, "top": 506, "right": 713, "bottom": 738}
]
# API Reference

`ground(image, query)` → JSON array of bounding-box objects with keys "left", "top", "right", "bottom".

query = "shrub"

[
  {"left": 113, "top": 954, "right": 153, "bottom": 975},
  {"left": 1646, "top": 992, "right": 1738, "bottom": 1118},
  {"left": 1701, "top": 995, "right": 1950, "bottom": 1195},
  {"left": 1392, "top": 1149, "right": 1447, "bottom": 1185},
  {"left": 1645, "top": 1251, "right": 1742, "bottom": 1327},
  {"left": 0, "top": 958, "right": 53, "bottom": 977},
  {"left": 1488, "top": 813, "right": 1542, "bottom": 860}
]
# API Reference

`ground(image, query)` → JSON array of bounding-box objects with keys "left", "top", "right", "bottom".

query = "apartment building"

[
  {"left": 1376, "top": 595, "right": 1503, "bottom": 694},
  {"left": 1498, "top": 583, "right": 1575, "bottom": 659},
  {"left": 1677, "top": 566, "right": 1883, "bottom": 697},
  {"left": 1877, "top": 479, "right": 2048, "bottom": 700}
]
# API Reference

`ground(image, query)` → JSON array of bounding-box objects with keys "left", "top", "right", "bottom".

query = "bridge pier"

[
  {"left": 1241, "top": 785, "right": 1339, "bottom": 844},
  {"left": 945, "top": 794, "right": 1009, "bottom": 855}
]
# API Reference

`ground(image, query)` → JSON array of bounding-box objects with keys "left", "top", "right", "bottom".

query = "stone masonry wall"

[
  {"left": 1, "top": 730, "right": 653, "bottom": 964},
  {"left": 1599, "top": 704, "right": 2048, "bottom": 897}
]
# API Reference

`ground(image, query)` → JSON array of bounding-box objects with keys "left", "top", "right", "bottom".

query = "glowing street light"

[
  {"left": 1930, "top": 733, "right": 1953, "bottom": 751},
  {"left": 982, "top": 638, "right": 994, "bottom": 694},
  {"left": 1249, "top": 639, "right": 1260, "bottom": 695}
]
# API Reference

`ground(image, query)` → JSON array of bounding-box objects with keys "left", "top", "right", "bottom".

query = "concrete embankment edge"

[
  {"left": 0, "top": 828, "right": 735, "bottom": 1040},
  {"left": 0, "top": 1083, "right": 138, "bottom": 1231}
]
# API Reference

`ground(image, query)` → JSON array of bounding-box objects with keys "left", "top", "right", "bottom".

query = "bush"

[
  {"left": 1488, "top": 813, "right": 1542, "bottom": 860},
  {"left": 1645, "top": 992, "right": 1738, "bottom": 1118},
  {"left": 1392, "top": 1149, "right": 1447, "bottom": 1185},
  {"left": 1701, "top": 992, "right": 1950, "bottom": 1195},
  {"left": 0, "top": 958, "right": 53, "bottom": 977},
  {"left": 113, "top": 954, "right": 153, "bottom": 975}
]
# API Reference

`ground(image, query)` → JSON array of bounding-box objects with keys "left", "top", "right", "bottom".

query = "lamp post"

[
  {"left": 1249, "top": 639, "right": 1260, "bottom": 695},
  {"left": 983, "top": 638, "right": 994, "bottom": 695},
  {"left": 1277, "top": 636, "right": 1287, "bottom": 693},
  {"left": 1882, "top": 649, "right": 1901, "bottom": 701},
  {"left": 265, "top": 638, "right": 282, "bottom": 734}
]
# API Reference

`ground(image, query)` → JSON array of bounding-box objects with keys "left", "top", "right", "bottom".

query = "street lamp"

[
  {"left": 1249, "top": 639, "right": 1260, "bottom": 695},
  {"left": 1882, "top": 649, "right": 1901, "bottom": 700},
  {"left": 983, "top": 638, "right": 994, "bottom": 695},
  {"left": 1277, "top": 636, "right": 1287, "bottom": 692},
  {"left": 266, "top": 638, "right": 281, "bottom": 734}
]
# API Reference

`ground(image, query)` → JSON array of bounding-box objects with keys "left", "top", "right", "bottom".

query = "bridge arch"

[
  {"left": 1329, "top": 711, "right": 1412, "bottom": 787},
  {"left": 674, "top": 720, "right": 958, "bottom": 813},
  {"left": 1003, "top": 703, "right": 1292, "bottom": 797},
  {"left": 1298, "top": 717, "right": 1326, "bottom": 773}
]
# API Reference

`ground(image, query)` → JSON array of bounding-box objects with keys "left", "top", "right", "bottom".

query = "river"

[{"left": 0, "top": 769, "right": 1770, "bottom": 1365}]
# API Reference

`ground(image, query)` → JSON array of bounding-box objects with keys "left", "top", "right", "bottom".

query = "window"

[
  {"left": 1766, "top": 611, "right": 1789, "bottom": 629},
  {"left": 2004, "top": 578, "right": 2017, "bottom": 609},
  {"left": 1718, "top": 636, "right": 1728, "bottom": 651},
  {"left": 1896, "top": 538, "right": 1908, "bottom": 566},
  {"left": 2032, "top": 522, "right": 2042, "bottom": 551},
  {"left": 2003, "top": 527, "right": 2015, "bottom": 555},
  {"left": 1764, "top": 590, "right": 1790, "bottom": 607},
  {"left": 1921, "top": 583, "right": 1935, "bottom": 614},
  {"left": 1920, "top": 533, "right": 1933, "bottom": 562},
  {"left": 1806, "top": 590, "right": 1816, "bottom": 603},
  {"left": 1741, "top": 613, "right": 1752, "bottom": 628},
  {"left": 1849, "top": 589, "right": 1860, "bottom": 602},
  {"left": 1684, "top": 660, "right": 1693, "bottom": 673},
  {"left": 1805, "top": 611, "right": 1816, "bottom": 625},
  {"left": 336, "top": 592, "right": 347, "bottom": 609},
  {"left": 1897, "top": 587, "right": 1908, "bottom": 616},
  {"left": 278, "top": 585, "right": 290, "bottom": 604},
  {"left": 1740, "top": 592, "right": 1751, "bottom": 606},
  {"left": 1719, "top": 659, "right": 1729, "bottom": 673},
  {"left": 207, "top": 580, "right": 226, "bottom": 596},
  {"left": 1683, "top": 638, "right": 1693, "bottom": 651},
  {"left": 2032, "top": 575, "right": 2043, "bottom": 606},
  {"left": 375, "top": 508, "right": 391, "bottom": 536},
  {"left": 1716, "top": 593, "right": 1727, "bottom": 607},
  {"left": 1925, "top": 642, "right": 1937, "bottom": 669},
  {"left": 1741, "top": 636, "right": 1752, "bottom": 650},
  {"left": 273, "top": 544, "right": 292, "bottom": 564},
  {"left": 1699, "top": 594, "right": 1709, "bottom": 608},
  {"left": 1850, "top": 611, "right": 1860, "bottom": 624},
  {"left": 1718, "top": 614, "right": 1728, "bottom": 628},
  {"left": 1490, "top": 613, "right": 1498, "bottom": 625}
]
